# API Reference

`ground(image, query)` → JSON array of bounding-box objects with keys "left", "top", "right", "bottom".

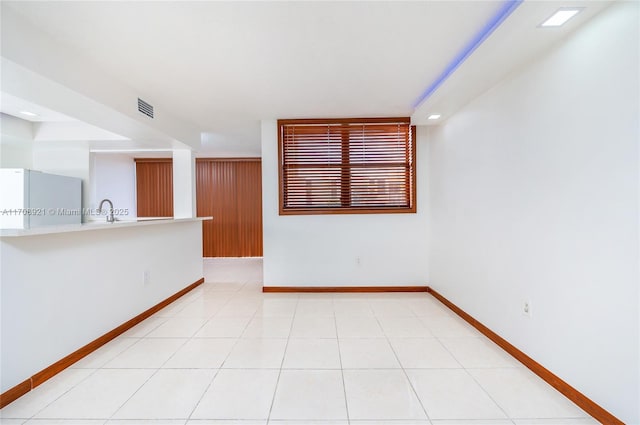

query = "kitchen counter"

[
  {"left": 0, "top": 217, "right": 212, "bottom": 237},
  {"left": 1, "top": 215, "right": 205, "bottom": 395}
]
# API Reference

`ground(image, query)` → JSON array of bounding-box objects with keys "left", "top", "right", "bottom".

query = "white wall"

[
  {"left": 0, "top": 144, "right": 33, "bottom": 169},
  {"left": 261, "top": 120, "right": 429, "bottom": 287},
  {"left": 90, "top": 153, "right": 137, "bottom": 220},
  {"left": 0, "top": 220, "right": 203, "bottom": 393},
  {"left": 173, "top": 149, "right": 196, "bottom": 219},
  {"left": 0, "top": 113, "right": 33, "bottom": 168},
  {"left": 426, "top": 3, "right": 639, "bottom": 423},
  {"left": 32, "top": 143, "right": 91, "bottom": 214}
]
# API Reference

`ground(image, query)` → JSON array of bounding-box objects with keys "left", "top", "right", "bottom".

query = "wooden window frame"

[{"left": 278, "top": 117, "right": 417, "bottom": 215}]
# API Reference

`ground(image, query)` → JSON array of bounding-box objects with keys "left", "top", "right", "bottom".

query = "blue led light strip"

[{"left": 413, "top": 0, "right": 524, "bottom": 108}]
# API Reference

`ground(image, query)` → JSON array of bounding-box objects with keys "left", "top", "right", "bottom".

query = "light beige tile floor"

[{"left": 0, "top": 258, "right": 597, "bottom": 425}]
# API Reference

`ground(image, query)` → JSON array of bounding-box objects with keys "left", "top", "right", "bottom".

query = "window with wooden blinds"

[{"left": 278, "top": 118, "right": 416, "bottom": 215}]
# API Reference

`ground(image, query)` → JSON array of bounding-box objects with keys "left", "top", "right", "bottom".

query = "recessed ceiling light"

[
  {"left": 428, "top": 114, "right": 441, "bottom": 120},
  {"left": 19, "top": 111, "right": 38, "bottom": 117},
  {"left": 540, "top": 8, "right": 582, "bottom": 27}
]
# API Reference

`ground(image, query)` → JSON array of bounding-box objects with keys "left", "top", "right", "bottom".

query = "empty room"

[{"left": 0, "top": 1, "right": 638, "bottom": 424}]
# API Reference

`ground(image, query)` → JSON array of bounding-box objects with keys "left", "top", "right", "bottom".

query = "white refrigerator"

[{"left": 0, "top": 168, "right": 82, "bottom": 229}]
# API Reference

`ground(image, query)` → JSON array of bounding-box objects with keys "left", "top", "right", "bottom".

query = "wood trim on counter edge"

[
  {"left": 426, "top": 286, "right": 624, "bottom": 425},
  {"left": 0, "top": 277, "right": 205, "bottom": 409},
  {"left": 262, "top": 286, "right": 429, "bottom": 293}
]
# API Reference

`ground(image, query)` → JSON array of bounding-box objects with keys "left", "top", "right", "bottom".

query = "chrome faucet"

[{"left": 98, "top": 198, "right": 115, "bottom": 223}]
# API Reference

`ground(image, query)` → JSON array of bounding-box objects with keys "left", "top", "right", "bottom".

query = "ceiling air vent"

[{"left": 137, "top": 98, "right": 154, "bottom": 119}]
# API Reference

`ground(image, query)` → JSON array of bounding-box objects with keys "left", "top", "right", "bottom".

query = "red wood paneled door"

[{"left": 196, "top": 159, "right": 263, "bottom": 257}]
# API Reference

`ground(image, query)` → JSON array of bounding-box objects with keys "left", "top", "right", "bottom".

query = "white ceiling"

[
  {"left": 0, "top": 1, "right": 614, "bottom": 155},
  {"left": 0, "top": 92, "right": 131, "bottom": 143},
  {"left": 413, "top": 0, "right": 613, "bottom": 124},
  {"left": 1, "top": 92, "right": 76, "bottom": 122}
]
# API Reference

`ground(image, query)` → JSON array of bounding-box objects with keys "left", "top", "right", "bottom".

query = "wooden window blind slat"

[{"left": 278, "top": 118, "right": 416, "bottom": 215}]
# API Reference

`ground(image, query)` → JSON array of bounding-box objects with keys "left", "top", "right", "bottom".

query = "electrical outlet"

[
  {"left": 522, "top": 300, "right": 532, "bottom": 317},
  {"left": 143, "top": 270, "right": 151, "bottom": 286},
  {"left": 356, "top": 257, "right": 362, "bottom": 266}
]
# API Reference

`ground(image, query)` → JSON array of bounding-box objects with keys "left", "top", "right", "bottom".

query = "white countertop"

[{"left": 0, "top": 217, "right": 212, "bottom": 237}]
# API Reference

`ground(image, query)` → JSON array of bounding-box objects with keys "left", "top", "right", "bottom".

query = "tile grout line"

[
  {"left": 8, "top": 367, "right": 102, "bottom": 423},
  {"left": 14, "top": 325, "right": 161, "bottom": 422},
  {"left": 265, "top": 294, "right": 300, "bottom": 424},
  {"left": 423, "top": 291, "right": 528, "bottom": 424},
  {"left": 422, "top": 290, "right": 528, "bottom": 424},
  {"left": 185, "top": 282, "right": 264, "bottom": 422},
  {"left": 331, "top": 296, "right": 351, "bottom": 424},
  {"left": 433, "top": 333, "right": 516, "bottom": 424},
  {"left": 422, "top": 293, "right": 519, "bottom": 424},
  {"left": 106, "top": 281, "right": 236, "bottom": 422},
  {"left": 373, "top": 309, "right": 433, "bottom": 424},
  {"left": 9, "top": 309, "right": 173, "bottom": 422},
  {"left": 104, "top": 313, "right": 202, "bottom": 421}
]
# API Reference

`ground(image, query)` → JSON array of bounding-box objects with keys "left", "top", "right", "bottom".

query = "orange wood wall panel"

[
  {"left": 236, "top": 161, "right": 263, "bottom": 257},
  {"left": 135, "top": 159, "right": 173, "bottom": 217},
  {"left": 196, "top": 159, "right": 262, "bottom": 257}
]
